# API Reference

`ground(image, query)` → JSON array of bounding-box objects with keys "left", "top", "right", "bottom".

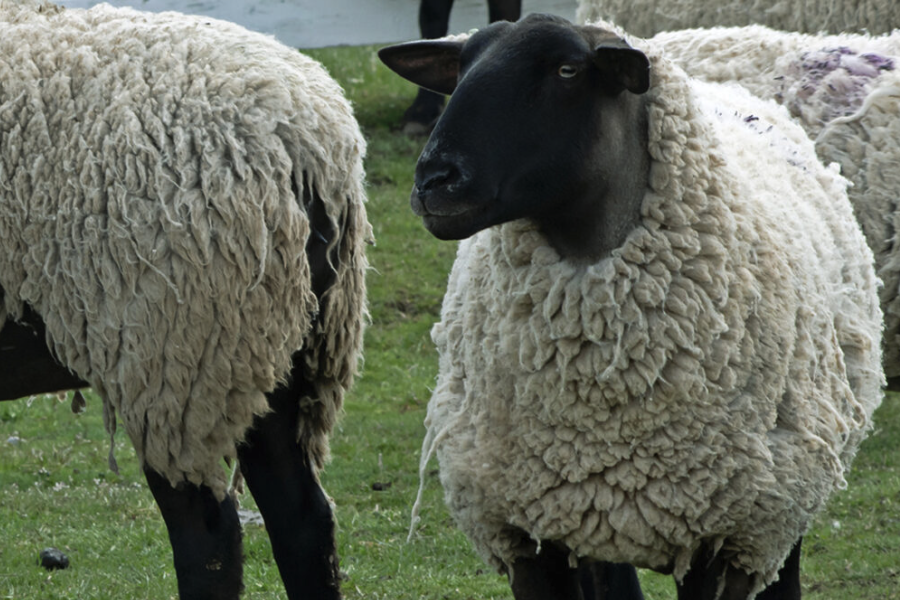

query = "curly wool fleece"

[
  {"left": 577, "top": 0, "right": 900, "bottom": 36},
  {"left": 652, "top": 26, "right": 900, "bottom": 379},
  {"left": 417, "top": 37, "right": 883, "bottom": 595},
  {"left": 0, "top": 0, "right": 370, "bottom": 498}
]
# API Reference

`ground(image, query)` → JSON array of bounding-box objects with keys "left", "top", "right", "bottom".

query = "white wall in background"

[{"left": 56, "top": 0, "right": 578, "bottom": 48}]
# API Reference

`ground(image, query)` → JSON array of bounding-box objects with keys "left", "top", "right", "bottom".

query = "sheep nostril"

[{"left": 416, "top": 164, "right": 460, "bottom": 197}]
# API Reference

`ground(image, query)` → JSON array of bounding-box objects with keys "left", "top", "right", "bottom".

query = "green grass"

[{"left": 2, "top": 44, "right": 900, "bottom": 599}]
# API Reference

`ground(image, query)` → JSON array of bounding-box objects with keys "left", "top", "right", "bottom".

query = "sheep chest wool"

[
  {"left": 418, "top": 38, "right": 883, "bottom": 594},
  {"left": 0, "top": 0, "right": 370, "bottom": 499}
]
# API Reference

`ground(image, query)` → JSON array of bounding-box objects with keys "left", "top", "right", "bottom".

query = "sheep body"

[
  {"left": 652, "top": 25, "right": 900, "bottom": 379},
  {"left": 419, "top": 34, "right": 882, "bottom": 595},
  {"left": 0, "top": 0, "right": 370, "bottom": 499},
  {"left": 576, "top": 0, "right": 900, "bottom": 37}
]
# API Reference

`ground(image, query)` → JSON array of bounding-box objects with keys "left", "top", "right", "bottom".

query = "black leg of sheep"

[
  {"left": 237, "top": 383, "right": 341, "bottom": 600},
  {"left": 506, "top": 539, "right": 644, "bottom": 600},
  {"left": 229, "top": 183, "right": 342, "bottom": 600},
  {"left": 675, "top": 540, "right": 803, "bottom": 600},
  {"left": 0, "top": 303, "right": 88, "bottom": 401},
  {"left": 144, "top": 470, "right": 244, "bottom": 600}
]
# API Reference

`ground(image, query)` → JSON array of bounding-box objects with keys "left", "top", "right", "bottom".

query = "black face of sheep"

[{"left": 379, "top": 13, "right": 651, "bottom": 261}]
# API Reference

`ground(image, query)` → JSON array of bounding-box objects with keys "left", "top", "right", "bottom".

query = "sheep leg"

[
  {"left": 144, "top": 468, "right": 244, "bottom": 600},
  {"left": 404, "top": 0, "right": 524, "bottom": 132},
  {"left": 675, "top": 538, "right": 803, "bottom": 600},
  {"left": 755, "top": 539, "right": 802, "bottom": 600},
  {"left": 0, "top": 303, "right": 88, "bottom": 401},
  {"left": 402, "top": 0, "right": 456, "bottom": 131},
  {"left": 487, "top": 0, "right": 521, "bottom": 22},
  {"left": 237, "top": 386, "right": 341, "bottom": 600},
  {"left": 579, "top": 560, "right": 645, "bottom": 599},
  {"left": 675, "top": 542, "right": 751, "bottom": 600},
  {"left": 508, "top": 541, "right": 584, "bottom": 600}
]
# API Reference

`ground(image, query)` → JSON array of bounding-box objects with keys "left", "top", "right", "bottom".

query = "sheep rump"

[
  {"left": 418, "top": 32, "right": 882, "bottom": 595},
  {"left": 0, "top": 0, "right": 370, "bottom": 499},
  {"left": 576, "top": 0, "right": 900, "bottom": 37},
  {"left": 652, "top": 25, "right": 900, "bottom": 378}
]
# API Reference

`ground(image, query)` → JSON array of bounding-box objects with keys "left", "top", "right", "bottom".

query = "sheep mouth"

[{"left": 409, "top": 186, "right": 492, "bottom": 240}]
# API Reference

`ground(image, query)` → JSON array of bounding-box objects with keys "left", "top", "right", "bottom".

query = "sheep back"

[
  {"left": 0, "top": 0, "right": 370, "bottom": 498},
  {"left": 577, "top": 0, "right": 900, "bottom": 37},
  {"left": 421, "top": 37, "right": 882, "bottom": 593}
]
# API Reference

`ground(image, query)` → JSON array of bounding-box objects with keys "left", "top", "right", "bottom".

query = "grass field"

[{"left": 1, "top": 44, "right": 899, "bottom": 599}]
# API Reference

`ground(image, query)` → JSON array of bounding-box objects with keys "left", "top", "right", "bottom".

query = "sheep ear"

[
  {"left": 378, "top": 40, "right": 465, "bottom": 96},
  {"left": 593, "top": 41, "right": 650, "bottom": 95}
]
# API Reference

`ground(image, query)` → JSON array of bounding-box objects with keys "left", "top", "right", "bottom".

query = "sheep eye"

[{"left": 558, "top": 64, "right": 579, "bottom": 79}]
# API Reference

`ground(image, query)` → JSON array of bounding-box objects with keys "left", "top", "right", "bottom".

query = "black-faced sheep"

[
  {"left": 0, "top": 1, "right": 370, "bottom": 598},
  {"left": 379, "top": 14, "right": 883, "bottom": 600}
]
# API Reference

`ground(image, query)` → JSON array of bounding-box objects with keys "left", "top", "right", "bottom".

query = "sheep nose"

[{"left": 415, "top": 162, "right": 461, "bottom": 198}]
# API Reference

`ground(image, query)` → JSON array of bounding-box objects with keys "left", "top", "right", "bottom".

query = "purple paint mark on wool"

[
  {"left": 861, "top": 53, "right": 895, "bottom": 72},
  {"left": 777, "top": 47, "right": 895, "bottom": 128}
]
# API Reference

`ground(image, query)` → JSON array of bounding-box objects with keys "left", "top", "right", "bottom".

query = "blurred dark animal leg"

[
  {"left": 419, "top": 0, "right": 455, "bottom": 38},
  {"left": 237, "top": 384, "right": 341, "bottom": 600},
  {"left": 675, "top": 542, "right": 754, "bottom": 600},
  {"left": 487, "top": 0, "right": 522, "bottom": 22},
  {"left": 0, "top": 302, "right": 88, "bottom": 401},
  {"left": 580, "top": 560, "right": 645, "bottom": 599},
  {"left": 144, "top": 469, "right": 244, "bottom": 600},
  {"left": 756, "top": 539, "right": 802, "bottom": 600},
  {"left": 401, "top": 0, "right": 522, "bottom": 134},
  {"left": 402, "top": 0, "right": 456, "bottom": 134},
  {"left": 509, "top": 541, "right": 583, "bottom": 600},
  {"left": 677, "top": 538, "right": 802, "bottom": 600}
]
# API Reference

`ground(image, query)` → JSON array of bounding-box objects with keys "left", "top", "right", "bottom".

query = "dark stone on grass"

[{"left": 39, "top": 547, "right": 70, "bottom": 570}]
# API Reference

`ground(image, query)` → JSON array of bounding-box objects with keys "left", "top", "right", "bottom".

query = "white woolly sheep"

[
  {"left": 576, "top": 0, "right": 900, "bottom": 37},
  {"left": 652, "top": 25, "right": 900, "bottom": 386},
  {"left": 379, "top": 14, "right": 884, "bottom": 600},
  {"left": 0, "top": 1, "right": 370, "bottom": 598}
]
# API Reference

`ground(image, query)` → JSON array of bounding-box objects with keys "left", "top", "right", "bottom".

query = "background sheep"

[
  {"left": 652, "top": 25, "right": 900, "bottom": 388},
  {"left": 379, "top": 13, "right": 883, "bottom": 600},
  {"left": 576, "top": 0, "right": 900, "bottom": 37},
  {"left": 0, "top": 1, "right": 370, "bottom": 598}
]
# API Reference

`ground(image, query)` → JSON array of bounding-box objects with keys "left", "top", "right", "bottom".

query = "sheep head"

[{"left": 379, "top": 14, "right": 651, "bottom": 260}]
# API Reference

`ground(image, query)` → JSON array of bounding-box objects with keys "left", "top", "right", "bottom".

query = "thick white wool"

[
  {"left": 654, "top": 26, "right": 900, "bottom": 377},
  {"left": 419, "top": 39, "right": 882, "bottom": 596},
  {"left": 577, "top": 0, "right": 900, "bottom": 37},
  {"left": 0, "top": 0, "right": 371, "bottom": 498}
]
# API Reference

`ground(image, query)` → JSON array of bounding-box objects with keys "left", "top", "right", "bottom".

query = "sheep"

[
  {"left": 401, "top": 0, "right": 522, "bottom": 135},
  {"left": 576, "top": 0, "right": 900, "bottom": 38},
  {"left": 0, "top": 1, "right": 371, "bottom": 598},
  {"left": 378, "top": 13, "right": 884, "bottom": 600},
  {"left": 650, "top": 25, "right": 900, "bottom": 387}
]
